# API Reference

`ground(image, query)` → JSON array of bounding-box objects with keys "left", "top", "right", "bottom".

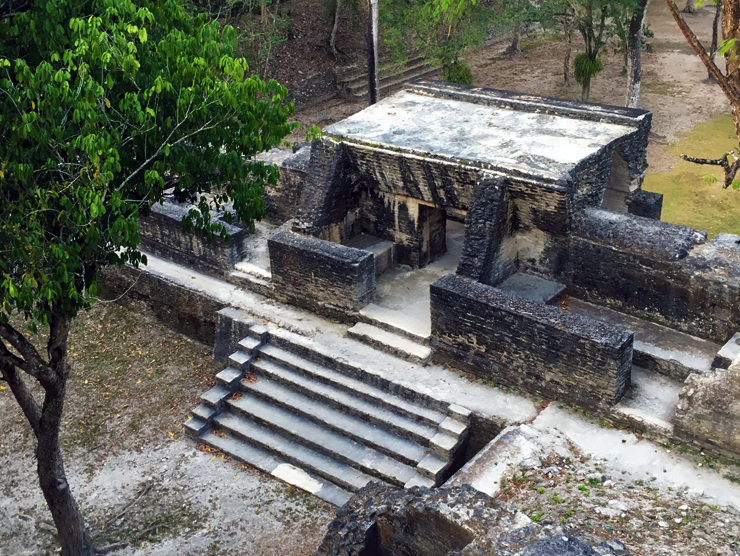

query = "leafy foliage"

[
  {"left": 444, "top": 61, "right": 473, "bottom": 84},
  {"left": 573, "top": 51, "right": 603, "bottom": 85},
  {"left": 0, "top": 0, "right": 297, "bottom": 329}
]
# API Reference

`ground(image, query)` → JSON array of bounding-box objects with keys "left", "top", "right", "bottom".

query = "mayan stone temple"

[{"left": 105, "top": 80, "right": 740, "bottom": 550}]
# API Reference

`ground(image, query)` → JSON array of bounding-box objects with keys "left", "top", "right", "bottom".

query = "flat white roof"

[{"left": 326, "top": 90, "right": 637, "bottom": 181}]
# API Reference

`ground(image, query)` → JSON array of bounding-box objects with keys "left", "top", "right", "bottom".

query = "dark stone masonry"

[
  {"left": 315, "top": 482, "right": 630, "bottom": 556},
  {"left": 431, "top": 273, "right": 634, "bottom": 409},
  {"left": 139, "top": 198, "right": 249, "bottom": 277},
  {"left": 268, "top": 230, "right": 376, "bottom": 317}
]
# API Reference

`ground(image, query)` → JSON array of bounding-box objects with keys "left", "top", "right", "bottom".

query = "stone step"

[
  {"left": 237, "top": 373, "right": 427, "bottom": 465},
  {"left": 234, "top": 261, "right": 272, "bottom": 280},
  {"left": 344, "top": 66, "right": 441, "bottom": 101},
  {"left": 201, "top": 383, "right": 231, "bottom": 412},
  {"left": 213, "top": 411, "right": 378, "bottom": 492},
  {"left": 612, "top": 367, "right": 680, "bottom": 440},
  {"left": 342, "top": 58, "right": 432, "bottom": 91},
  {"left": 227, "top": 391, "right": 420, "bottom": 487},
  {"left": 184, "top": 415, "right": 209, "bottom": 438},
  {"left": 347, "top": 322, "right": 432, "bottom": 365},
  {"left": 257, "top": 343, "right": 445, "bottom": 426},
  {"left": 335, "top": 55, "right": 427, "bottom": 83},
  {"left": 229, "top": 263, "right": 274, "bottom": 298},
  {"left": 247, "top": 359, "right": 452, "bottom": 456},
  {"left": 266, "top": 326, "right": 465, "bottom": 421},
  {"left": 200, "top": 429, "right": 352, "bottom": 506},
  {"left": 358, "top": 303, "right": 431, "bottom": 345}
]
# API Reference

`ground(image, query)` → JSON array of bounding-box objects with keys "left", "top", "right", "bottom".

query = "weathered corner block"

[
  {"left": 431, "top": 273, "right": 633, "bottom": 409},
  {"left": 268, "top": 230, "right": 375, "bottom": 318}
]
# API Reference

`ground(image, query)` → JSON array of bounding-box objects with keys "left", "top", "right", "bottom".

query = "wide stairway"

[
  {"left": 335, "top": 55, "right": 440, "bottom": 102},
  {"left": 184, "top": 324, "right": 470, "bottom": 506}
]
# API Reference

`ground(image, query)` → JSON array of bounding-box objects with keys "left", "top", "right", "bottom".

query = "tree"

[
  {"left": 665, "top": 0, "right": 740, "bottom": 188},
  {"left": 383, "top": 0, "right": 494, "bottom": 81},
  {"left": 624, "top": 0, "right": 650, "bottom": 107},
  {"left": 0, "top": 0, "right": 296, "bottom": 554}
]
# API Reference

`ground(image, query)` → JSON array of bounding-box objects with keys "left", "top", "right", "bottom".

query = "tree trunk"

[
  {"left": 367, "top": 0, "right": 379, "bottom": 104},
  {"left": 38, "top": 313, "right": 95, "bottom": 556},
  {"left": 38, "top": 414, "right": 96, "bottom": 556},
  {"left": 708, "top": 0, "right": 722, "bottom": 82},
  {"left": 330, "top": 0, "right": 341, "bottom": 60},
  {"left": 509, "top": 22, "right": 522, "bottom": 55},
  {"left": 581, "top": 76, "right": 591, "bottom": 102},
  {"left": 563, "top": 17, "right": 573, "bottom": 86},
  {"left": 626, "top": 0, "right": 650, "bottom": 108},
  {"left": 682, "top": 0, "right": 696, "bottom": 13}
]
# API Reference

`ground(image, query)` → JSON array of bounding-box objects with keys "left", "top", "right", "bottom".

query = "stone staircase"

[
  {"left": 185, "top": 324, "right": 470, "bottom": 506},
  {"left": 336, "top": 55, "right": 440, "bottom": 102}
]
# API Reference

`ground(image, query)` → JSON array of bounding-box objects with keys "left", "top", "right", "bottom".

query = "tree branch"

[
  {"left": 682, "top": 150, "right": 740, "bottom": 187},
  {"left": 0, "top": 358, "right": 42, "bottom": 437},
  {"left": 664, "top": 0, "right": 738, "bottom": 101},
  {"left": 0, "top": 322, "right": 53, "bottom": 383},
  {"left": 0, "top": 0, "right": 33, "bottom": 20}
]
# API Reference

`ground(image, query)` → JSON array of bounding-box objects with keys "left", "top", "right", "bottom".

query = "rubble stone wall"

[
  {"left": 675, "top": 356, "right": 740, "bottom": 460},
  {"left": 268, "top": 230, "right": 375, "bottom": 317},
  {"left": 430, "top": 273, "right": 634, "bottom": 409}
]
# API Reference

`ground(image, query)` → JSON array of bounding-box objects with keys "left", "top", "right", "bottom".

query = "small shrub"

[{"left": 444, "top": 62, "right": 474, "bottom": 86}]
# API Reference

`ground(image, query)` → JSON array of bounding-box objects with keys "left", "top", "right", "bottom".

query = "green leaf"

[
  {"left": 139, "top": 28, "right": 147, "bottom": 43},
  {"left": 718, "top": 38, "right": 737, "bottom": 57}
]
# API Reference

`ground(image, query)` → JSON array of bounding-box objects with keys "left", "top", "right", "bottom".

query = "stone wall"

[
  {"left": 430, "top": 273, "right": 633, "bottom": 409},
  {"left": 269, "top": 230, "right": 375, "bottom": 318},
  {"left": 457, "top": 172, "right": 514, "bottom": 285},
  {"left": 626, "top": 190, "right": 663, "bottom": 219},
  {"left": 139, "top": 199, "right": 248, "bottom": 276},
  {"left": 292, "top": 138, "right": 362, "bottom": 244},
  {"left": 675, "top": 356, "right": 740, "bottom": 461},
  {"left": 99, "top": 265, "right": 225, "bottom": 346},
  {"left": 565, "top": 210, "right": 740, "bottom": 342},
  {"left": 258, "top": 145, "right": 312, "bottom": 224}
]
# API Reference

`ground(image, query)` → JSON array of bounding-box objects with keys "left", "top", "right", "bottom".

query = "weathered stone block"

[
  {"left": 457, "top": 172, "right": 513, "bottom": 285},
  {"left": 258, "top": 145, "right": 311, "bottom": 224},
  {"left": 675, "top": 356, "right": 740, "bottom": 460},
  {"left": 626, "top": 189, "right": 663, "bottom": 220},
  {"left": 430, "top": 273, "right": 633, "bottom": 409},
  {"left": 269, "top": 230, "right": 375, "bottom": 316},
  {"left": 214, "top": 307, "right": 257, "bottom": 363}
]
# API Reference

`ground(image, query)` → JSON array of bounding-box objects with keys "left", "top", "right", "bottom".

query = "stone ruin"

[
  {"left": 103, "top": 79, "right": 740, "bottom": 521},
  {"left": 263, "top": 79, "right": 740, "bottom": 422},
  {"left": 314, "top": 482, "right": 631, "bottom": 556}
]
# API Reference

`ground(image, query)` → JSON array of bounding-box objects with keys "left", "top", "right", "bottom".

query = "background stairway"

[
  {"left": 185, "top": 324, "right": 470, "bottom": 506},
  {"left": 335, "top": 55, "right": 440, "bottom": 102}
]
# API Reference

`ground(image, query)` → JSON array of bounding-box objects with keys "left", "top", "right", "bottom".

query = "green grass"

[{"left": 643, "top": 114, "right": 740, "bottom": 238}]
